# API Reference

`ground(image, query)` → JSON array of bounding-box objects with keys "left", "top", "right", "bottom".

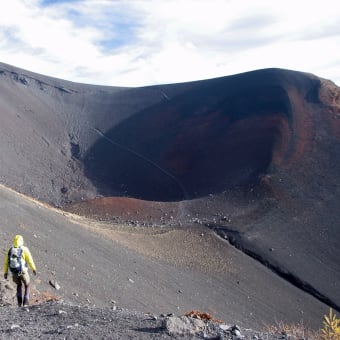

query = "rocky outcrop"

[{"left": 0, "top": 301, "right": 313, "bottom": 339}]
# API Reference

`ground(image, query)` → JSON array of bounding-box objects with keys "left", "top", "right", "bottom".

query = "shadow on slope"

[{"left": 84, "top": 69, "right": 298, "bottom": 201}]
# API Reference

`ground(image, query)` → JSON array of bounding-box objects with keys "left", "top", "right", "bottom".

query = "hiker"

[{"left": 3, "top": 235, "right": 37, "bottom": 306}]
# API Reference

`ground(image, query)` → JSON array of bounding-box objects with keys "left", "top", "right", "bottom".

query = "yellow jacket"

[{"left": 3, "top": 235, "right": 36, "bottom": 274}]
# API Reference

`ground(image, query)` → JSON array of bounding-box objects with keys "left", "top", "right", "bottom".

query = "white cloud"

[{"left": 0, "top": 0, "right": 339, "bottom": 86}]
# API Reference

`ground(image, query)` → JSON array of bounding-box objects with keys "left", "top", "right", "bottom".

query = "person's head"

[{"left": 13, "top": 235, "right": 24, "bottom": 247}]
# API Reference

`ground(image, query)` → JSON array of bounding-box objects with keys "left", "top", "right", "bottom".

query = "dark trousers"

[{"left": 12, "top": 271, "right": 30, "bottom": 306}]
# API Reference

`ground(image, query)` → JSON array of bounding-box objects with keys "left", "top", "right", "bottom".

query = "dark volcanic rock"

[{"left": 0, "top": 62, "right": 339, "bottom": 330}]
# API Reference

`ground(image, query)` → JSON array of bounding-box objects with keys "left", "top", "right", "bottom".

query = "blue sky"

[{"left": 0, "top": 0, "right": 339, "bottom": 86}]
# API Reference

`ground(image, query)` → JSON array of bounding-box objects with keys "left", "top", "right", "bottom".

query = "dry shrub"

[
  {"left": 31, "top": 290, "right": 61, "bottom": 304},
  {"left": 41, "top": 291, "right": 61, "bottom": 302},
  {"left": 184, "top": 310, "right": 222, "bottom": 323},
  {"left": 265, "top": 320, "right": 320, "bottom": 339}
]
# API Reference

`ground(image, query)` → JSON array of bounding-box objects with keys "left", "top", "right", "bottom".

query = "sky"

[{"left": 0, "top": 0, "right": 339, "bottom": 87}]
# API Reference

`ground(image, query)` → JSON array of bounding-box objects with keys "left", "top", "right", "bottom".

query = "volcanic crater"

[{"left": 0, "top": 62, "right": 339, "bottom": 329}]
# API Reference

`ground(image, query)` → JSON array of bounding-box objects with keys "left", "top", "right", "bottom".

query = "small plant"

[
  {"left": 321, "top": 308, "right": 340, "bottom": 340},
  {"left": 264, "top": 320, "right": 319, "bottom": 339}
]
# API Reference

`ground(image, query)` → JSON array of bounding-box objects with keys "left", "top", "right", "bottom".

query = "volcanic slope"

[
  {"left": 0, "top": 183, "right": 330, "bottom": 331},
  {"left": 0, "top": 62, "right": 340, "bottom": 325}
]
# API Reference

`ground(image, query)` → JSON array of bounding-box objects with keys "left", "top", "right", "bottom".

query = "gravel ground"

[
  {"left": 0, "top": 301, "right": 173, "bottom": 340},
  {"left": 0, "top": 301, "right": 305, "bottom": 340}
]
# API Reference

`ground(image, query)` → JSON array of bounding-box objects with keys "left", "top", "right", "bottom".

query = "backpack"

[{"left": 8, "top": 247, "right": 24, "bottom": 274}]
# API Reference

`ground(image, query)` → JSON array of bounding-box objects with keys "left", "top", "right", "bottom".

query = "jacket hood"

[{"left": 13, "top": 235, "right": 24, "bottom": 247}]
